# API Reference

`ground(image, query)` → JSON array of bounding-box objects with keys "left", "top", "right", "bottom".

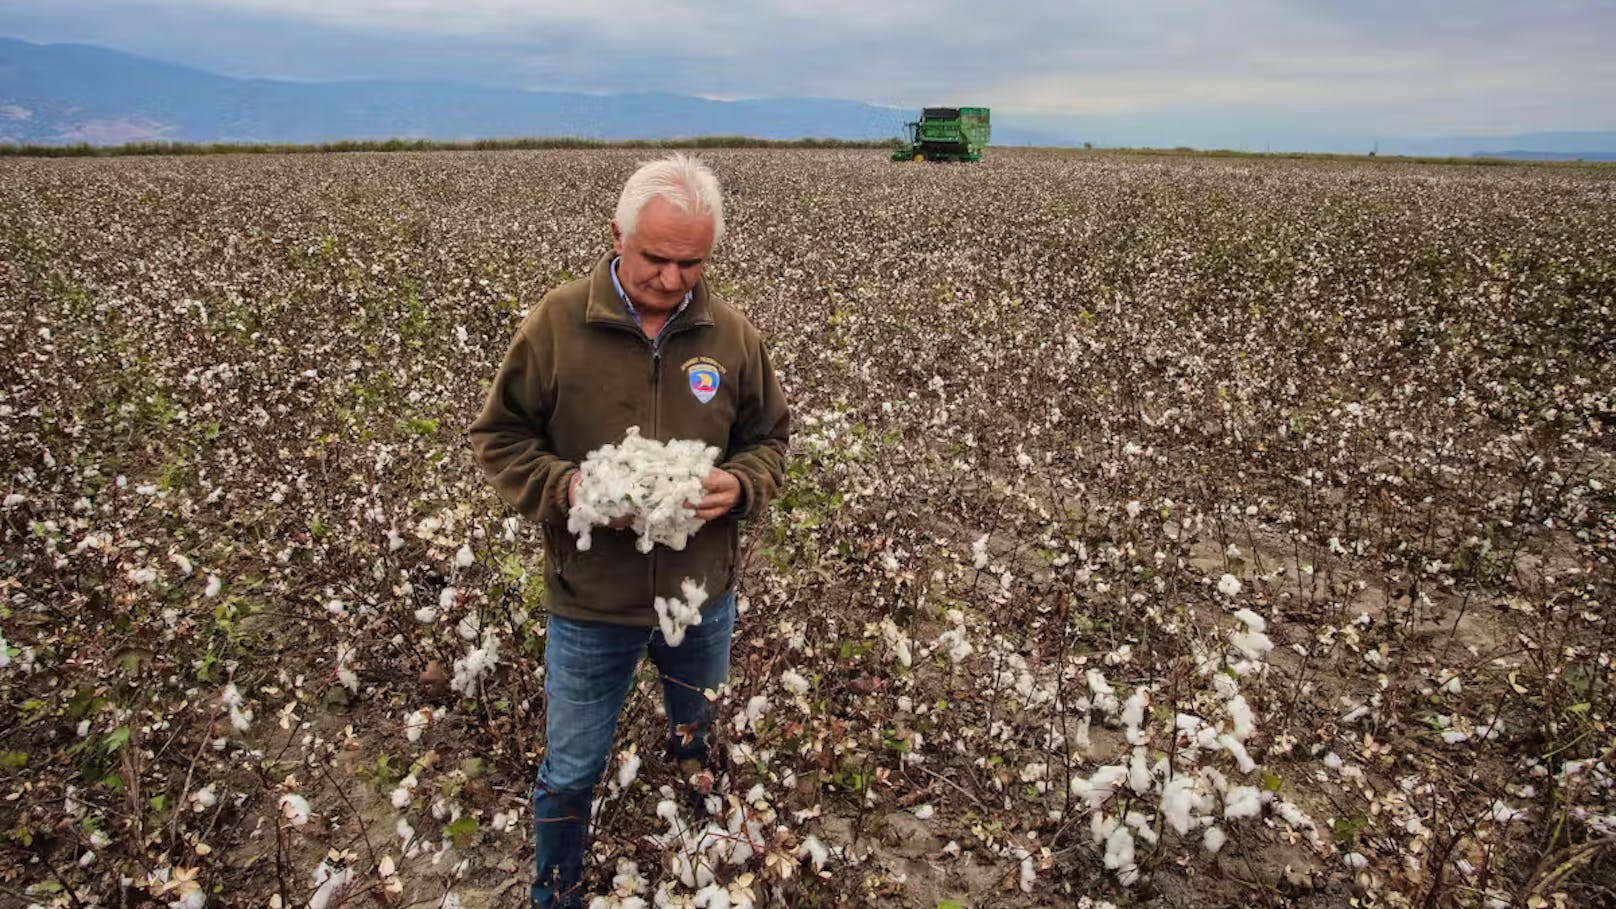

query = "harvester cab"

[{"left": 892, "top": 106, "right": 991, "bottom": 162}]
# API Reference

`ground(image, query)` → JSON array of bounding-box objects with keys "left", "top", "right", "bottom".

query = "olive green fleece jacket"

[{"left": 467, "top": 253, "right": 790, "bottom": 626}]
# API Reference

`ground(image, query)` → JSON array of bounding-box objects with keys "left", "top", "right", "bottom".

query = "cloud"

[{"left": 1, "top": 0, "right": 1611, "bottom": 137}]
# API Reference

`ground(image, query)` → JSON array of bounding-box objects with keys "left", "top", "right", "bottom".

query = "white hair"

[{"left": 614, "top": 153, "right": 725, "bottom": 245}]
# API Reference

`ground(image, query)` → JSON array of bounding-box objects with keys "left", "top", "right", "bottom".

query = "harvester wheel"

[{"left": 913, "top": 152, "right": 925, "bottom": 162}]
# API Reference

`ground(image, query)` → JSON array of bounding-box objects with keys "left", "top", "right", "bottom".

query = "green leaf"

[
  {"left": 0, "top": 751, "right": 28, "bottom": 769},
  {"left": 1332, "top": 813, "right": 1369, "bottom": 845},
  {"left": 444, "top": 816, "right": 480, "bottom": 848},
  {"left": 1260, "top": 770, "right": 1283, "bottom": 792},
  {"left": 103, "top": 726, "right": 131, "bottom": 754},
  {"left": 936, "top": 901, "right": 966, "bottom": 909}
]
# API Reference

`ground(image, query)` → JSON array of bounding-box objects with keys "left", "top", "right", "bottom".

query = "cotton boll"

[
  {"left": 308, "top": 862, "right": 354, "bottom": 909},
  {"left": 1232, "top": 608, "right": 1266, "bottom": 633},
  {"left": 1223, "top": 786, "right": 1262, "bottom": 820},
  {"left": 1275, "top": 800, "right": 1316, "bottom": 837},
  {"left": 780, "top": 669, "right": 810, "bottom": 695},
  {"left": 1217, "top": 734, "right": 1256, "bottom": 773},
  {"left": 734, "top": 695, "right": 769, "bottom": 733},
  {"left": 798, "top": 835, "right": 830, "bottom": 870},
  {"left": 1230, "top": 630, "right": 1273, "bottom": 661},
  {"left": 221, "top": 683, "right": 253, "bottom": 732},
  {"left": 450, "top": 634, "right": 501, "bottom": 694},
  {"left": 1489, "top": 801, "right": 1524, "bottom": 824},
  {"left": 1103, "top": 825, "right": 1135, "bottom": 870},
  {"left": 1225, "top": 695, "right": 1255, "bottom": 741},
  {"left": 1120, "top": 688, "right": 1149, "bottom": 743},
  {"left": 656, "top": 799, "right": 679, "bottom": 827},
  {"left": 1125, "top": 811, "right": 1158, "bottom": 846},
  {"left": 391, "top": 774, "right": 418, "bottom": 809},
  {"left": 1217, "top": 574, "right": 1242, "bottom": 597},
  {"left": 1128, "top": 750, "right": 1153, "bottom": 795},
  {"left": 405, "top": 708, "right": 432, "bottom": 743},
  {"left": 937, "top": 627, "right": 974, "bottom": 663},
  {"left": 1203, "top": 825, "right": 1227, "bottom": 854},
  {"left": 454, "top": 544, "right": 474, "bottom": 568},
  {"left": 1160, "top": 776, "right": 1197, "bottom": 835},
  {"left": 190, "top": 784, "right": 218, "bottom": 812},
  {"left": 204, "top": 575, "right": 222, "bottom": 597},
  {"left": 694, "top": 883, "right": 731, "bottom": 909},
  {"left": 618, "top": 752, "right": 642, "bottom": 789},
  {"left": 1073, "top": 765, "right": 1127, "bottom": 809},
  {"left": 971, "top": 534, "right": 990, "bottom": 569},
  {"left": 279, "top": 793, "right": 311, "bottom": 826}
]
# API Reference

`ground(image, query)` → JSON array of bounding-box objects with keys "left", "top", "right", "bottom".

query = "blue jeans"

[{"left": 531, "top": 592, "right": 736, "bottom": 909}]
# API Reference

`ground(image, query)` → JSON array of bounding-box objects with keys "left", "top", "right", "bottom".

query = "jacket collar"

[{"left": 585, "top": 252, "right": 714, "bottom": 330}]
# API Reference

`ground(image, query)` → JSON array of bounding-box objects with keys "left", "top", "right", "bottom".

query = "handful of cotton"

[{"left": 568, "top": 427, "right": 720, "bottom": 553}]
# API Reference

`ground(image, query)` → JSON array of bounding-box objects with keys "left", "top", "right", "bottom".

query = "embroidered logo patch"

[{"left": 683, "top": 357, "right": 725, "bottom": 404}]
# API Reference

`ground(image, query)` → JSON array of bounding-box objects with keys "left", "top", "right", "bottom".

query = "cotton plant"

[
  {"left": 1056, "top": 609, "right": 1325, "bottom": 886},
  {"left": 639, "top": 784, "right": 777, "bottom": 908},
  {"left": 449, "top": 632, "right": 500, "bottom": 694},
  {"left": 569, "top": 427, "right": 720, "bottom": 553}
]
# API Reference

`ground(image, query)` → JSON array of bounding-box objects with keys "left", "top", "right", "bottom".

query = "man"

[{"left": 468, "top": 153, "right": 790, "bottom": 909}]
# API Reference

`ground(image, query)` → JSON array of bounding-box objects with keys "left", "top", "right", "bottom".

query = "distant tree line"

[
  {"left": 0, "top": 135, "right": 905, "bottom": 158},
  {"left": 2, "top": 136, "right": 1601, "bottom": 166}
]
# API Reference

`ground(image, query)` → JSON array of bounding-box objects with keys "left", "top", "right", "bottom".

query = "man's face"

[{"left": 612, "top": 197, "right": 716, "bottom": 314}]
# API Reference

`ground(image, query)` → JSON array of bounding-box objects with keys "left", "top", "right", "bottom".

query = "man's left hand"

[{"left": 688, "top": 469, "right": 742, "bottom": 522}]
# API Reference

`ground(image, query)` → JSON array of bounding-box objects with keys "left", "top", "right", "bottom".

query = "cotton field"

[{"left": 1, "top": 148, "right": 1614, "bottom": 908}]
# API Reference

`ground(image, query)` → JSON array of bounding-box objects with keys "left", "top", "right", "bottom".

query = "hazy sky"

[{"left": 3, "top": 0, "right": 1612, "bottom": 142}]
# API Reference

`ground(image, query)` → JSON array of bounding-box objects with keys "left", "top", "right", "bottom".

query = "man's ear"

[{"left": 611, "top": 221, "right": 625, "bottom": 257}]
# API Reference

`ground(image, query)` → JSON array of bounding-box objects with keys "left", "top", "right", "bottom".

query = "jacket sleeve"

[
  {"left": 467, "top": 311, "right": 577, "bottom": 527},
  {"left": 720, "top": 328, "right": 790, "bottom": 521}
]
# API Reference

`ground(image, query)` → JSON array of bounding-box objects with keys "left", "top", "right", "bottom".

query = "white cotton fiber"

[
  {"left": 654, "top": 578, "right": 708, "bottom": 647},
  {"left": 569, "top": 427, "right": 719, "bottom": 553}
]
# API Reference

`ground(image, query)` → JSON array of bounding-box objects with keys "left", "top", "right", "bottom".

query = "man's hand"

[{"left": 688, "top": 469, "right": 742, "bottom": 522}]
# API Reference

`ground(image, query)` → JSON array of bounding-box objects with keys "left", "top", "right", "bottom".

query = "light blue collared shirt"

[{"left": 611, "top": 257, "right": 690, "bottom": 346}]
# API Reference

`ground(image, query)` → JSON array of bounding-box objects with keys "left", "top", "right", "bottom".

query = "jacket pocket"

[{"left": 542, "top": 524, "right": 567, "bottom": 576}]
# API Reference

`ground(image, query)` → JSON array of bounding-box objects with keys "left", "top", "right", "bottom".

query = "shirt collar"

[{"left": 610, "top": 256, "right": 691, "bottom": 328}]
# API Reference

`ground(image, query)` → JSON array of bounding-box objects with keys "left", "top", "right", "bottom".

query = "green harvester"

[{"left": 891, "top": 107, "right": 991, "bottom": 162}]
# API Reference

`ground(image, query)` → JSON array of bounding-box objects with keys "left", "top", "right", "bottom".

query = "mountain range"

[{"left": 2, "top": 36, "right": 1612, "bottom": 160}]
